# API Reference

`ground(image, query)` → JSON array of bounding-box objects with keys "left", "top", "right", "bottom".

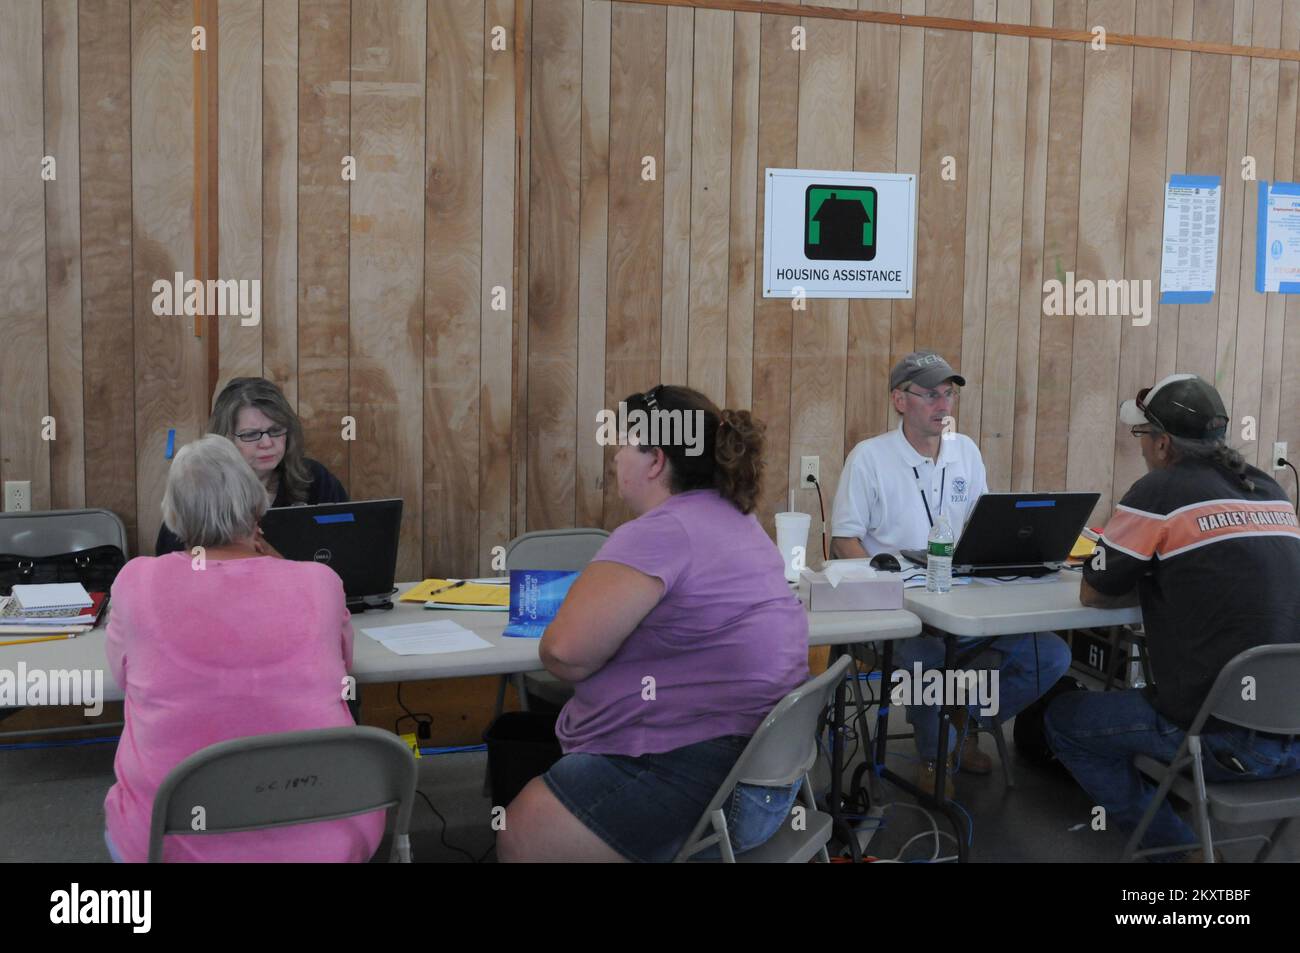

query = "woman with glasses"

[
  {"left": 497, "top": 385, "right": 810, "bottom": 863},
  {"left": 155, "top": 377, "right": 347, "bottom": 556}
]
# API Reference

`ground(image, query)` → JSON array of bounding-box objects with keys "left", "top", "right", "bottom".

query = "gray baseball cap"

[{"left": 890, "top": 351, "right": 966, "bottom": 391}]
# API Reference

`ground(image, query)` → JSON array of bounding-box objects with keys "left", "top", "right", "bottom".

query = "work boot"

[
  {"left": 913, "top": 757, "right": 956, "bottom": 799},
  {"left": 951, "top": 709, "right": 993, "bottom": 775}
]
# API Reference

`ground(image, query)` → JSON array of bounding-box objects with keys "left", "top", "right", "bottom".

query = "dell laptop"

[
  {"left": 259, "top": 499, "right": 403, "bottom": 610},
  {"left": 901, "top": 491, "right": 1099, "bottom": 577}
]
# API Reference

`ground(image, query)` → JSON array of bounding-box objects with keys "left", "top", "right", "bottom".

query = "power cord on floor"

[
  {"left": 415, "top": 789, "right": 494, "bottom": 863},
  {"left": 394, "top": 682, "right": 433, "bottom": 740}
]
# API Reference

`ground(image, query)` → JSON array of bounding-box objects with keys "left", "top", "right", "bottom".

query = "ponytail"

[{"left": 623, "top": 386, "right": 767, "bottom": 514}]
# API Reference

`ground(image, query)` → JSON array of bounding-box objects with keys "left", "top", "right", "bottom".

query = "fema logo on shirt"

[{"left": 951, "top": 477, "right": 968, "bottom": 503}]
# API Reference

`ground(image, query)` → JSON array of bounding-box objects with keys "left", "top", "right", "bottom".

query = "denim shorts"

[{"left": 542, "top": 734, "right": 802, "bottom": 863}]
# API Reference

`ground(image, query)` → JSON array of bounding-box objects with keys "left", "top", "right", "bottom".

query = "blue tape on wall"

[
  {"left": 1271, "top": 182, "right": 1300, "bottom": 195},
  {"left": 1159, "top": 290, "right": 1214, "bottom": 304},
  {"left": 1257, "top": 180, "right": 1270, "bottom": 294},
  {"left": 313, "top": 513, "right": 356, "bottom": 524},
  {"left": 165, "top": 429, "right": 175, "bottom": 459},
  {"left": 1169, "top": 173, "right": 1220, "bottom": 189},
  {"left": 1015, "top": 500, "right": 1056, "bottom": 508}
]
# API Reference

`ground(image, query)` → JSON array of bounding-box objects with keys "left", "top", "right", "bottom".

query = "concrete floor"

[{"left": 1, "top": 700, "right": 1294, "bottom": 864}]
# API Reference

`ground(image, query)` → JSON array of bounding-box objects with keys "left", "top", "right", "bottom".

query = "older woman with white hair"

[{"left": 103, "top": 435, "right": 384, "bottom": 863}]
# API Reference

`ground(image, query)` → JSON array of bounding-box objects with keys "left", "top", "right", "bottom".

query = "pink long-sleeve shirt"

[{"left": 104, "top": 553, "right": 385, "bottom": 862}]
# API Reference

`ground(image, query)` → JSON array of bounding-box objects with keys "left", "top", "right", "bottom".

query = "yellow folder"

[{"left": 399, "top": 578, "right": 509, "bottom": 607}]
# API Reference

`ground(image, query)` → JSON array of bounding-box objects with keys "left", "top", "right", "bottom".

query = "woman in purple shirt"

[{"left": 498, "top": 386, "right": 810, "bottom": 862}]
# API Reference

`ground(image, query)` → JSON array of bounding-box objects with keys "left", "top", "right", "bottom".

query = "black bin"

[{"left": 483, "top": 711, "right": 563, "bottom": 807}]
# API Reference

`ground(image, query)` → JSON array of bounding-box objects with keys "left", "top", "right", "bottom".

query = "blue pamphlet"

[{"left": 502, "top": 569, "right": 580, "bottom": 639}]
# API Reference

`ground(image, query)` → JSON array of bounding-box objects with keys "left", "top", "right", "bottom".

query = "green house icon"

[{"left": 804, "top": 185, "right": 877, "bottom": 261}]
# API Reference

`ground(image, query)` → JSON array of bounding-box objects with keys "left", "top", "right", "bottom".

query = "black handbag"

[{"left": 0, "top": 545, "right": 126, "bottom": 597}]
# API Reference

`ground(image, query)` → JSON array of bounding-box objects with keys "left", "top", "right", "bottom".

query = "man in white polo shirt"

[{"left": 831, "top": 351, "right": 1071, "bottom": 796}]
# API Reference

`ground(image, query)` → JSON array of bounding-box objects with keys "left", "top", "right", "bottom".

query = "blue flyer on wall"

[{"left": 503, "top": 569, "right": 580, "bottom": 639}]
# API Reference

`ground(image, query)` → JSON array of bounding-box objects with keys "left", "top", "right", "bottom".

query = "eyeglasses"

[
  {"left": 903, "top": 386, "right": 959, "bottom": 404},
  {"left": 233, "top": 427, "right": 287, "bottom": 443},
  {"left": 1130, "top": 426, "right": 1154, "bottom": 438}
]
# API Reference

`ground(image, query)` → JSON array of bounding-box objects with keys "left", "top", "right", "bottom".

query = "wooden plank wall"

[{"left": 5, "top": 0, "right": 1300, "bottom": 579}]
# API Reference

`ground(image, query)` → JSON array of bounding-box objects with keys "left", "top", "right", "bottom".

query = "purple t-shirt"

[{"left": 555, "top": 489, "right": 810, "bottom": 757}]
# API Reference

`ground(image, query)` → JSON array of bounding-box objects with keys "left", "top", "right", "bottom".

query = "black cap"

[{"left": 1120, "top": 374, "right": 1228, "bottom": 441}]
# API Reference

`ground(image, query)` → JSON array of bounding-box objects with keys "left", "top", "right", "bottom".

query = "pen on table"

[
  {"left": 426, "top": 580, "right": 468, "bottom": 598},
  {"left": 0, "top": 633, "right": 77, "bottom": 647}
]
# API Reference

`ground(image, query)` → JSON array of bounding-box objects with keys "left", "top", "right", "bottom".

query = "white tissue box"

[{"left": 799, "top": 570, "right": 904, "bottom": 611}]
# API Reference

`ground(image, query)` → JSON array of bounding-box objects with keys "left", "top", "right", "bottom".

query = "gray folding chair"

[
  {"left": 1124, "top": 644, "right": 1300, "bottom": 863},
  {"left": 0, "top": 508, "right": 129, "bottom": 734},
  {"left": 148, "top": 726, "right": 417, "bottom": 862},
  {"left": 675, "top": 654, "right": 853, "bottom": 863},
  {"left": 492, "top": 528, "right": 610, "bottom": 715},
  {"left": 0, "top": 507, "right": 129, "bottom": 558}
]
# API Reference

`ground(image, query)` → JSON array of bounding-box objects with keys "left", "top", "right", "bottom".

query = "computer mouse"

[{"left": 869, "top": 552, "right": 901, "bottom": 572}]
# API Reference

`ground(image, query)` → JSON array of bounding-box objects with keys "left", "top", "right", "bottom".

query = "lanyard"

[{"left": 911, "top": 465, "right": 945, "bottom": 529}]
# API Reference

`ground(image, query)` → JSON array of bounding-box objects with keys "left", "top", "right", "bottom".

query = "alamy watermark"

[
  {"left": 890, "top": 662, "right": 1000, "bottom": 718},
  {"left": 151, "top": 272, "right": 261, "bottom": 326},
  {"left": 1042, "top": 271, "right": 1151, "bottom": 327},
  {"left": 0, "top": 663, "right": 103, "bottom": 716},
  {"left": 595, "top": 402, "right": 705, "bottom": 457}
]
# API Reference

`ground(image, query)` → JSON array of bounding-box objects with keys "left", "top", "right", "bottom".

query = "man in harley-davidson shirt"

[{"left": 1046, "top": 374, "right": 1300, "bottom": 860}]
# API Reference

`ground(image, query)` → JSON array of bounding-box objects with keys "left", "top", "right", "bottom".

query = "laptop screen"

[
  {"left": 259, "top": 499, "right": 403, "bottom": 603},
  {"left": 951, "top": 492, "right": 1099, "bottom": 568}
]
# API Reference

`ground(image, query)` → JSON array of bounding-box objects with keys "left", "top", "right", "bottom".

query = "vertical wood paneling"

[
  {"left": 888, "top": 0, "right": 924, "bottom": 368},
  {"left": 1259, "top": 0, "right": 1298, "bottom": 480},
  {"left": 576, "top": 0, "right": 611, "bottom": 529},
  {"left": 481, "top": 0, "right": 516, "bottom": 566},
  {"left": 1111, "top": 0, "right": 1173, "bottom": 504},
  {"left": 751, "top": 4, "right": 799, "bottom": 532},
  {"left": 43, "top": 0, "right": 84, "bottom": 510},
  {"left": 914, "top": 0, "right": 970, "bottom": 363},
  {"left": 1032, "top": 0, "right": 1086, "bottom": 490},
  {"left": 1010, "top": 0, "right": 1052, "bottom": 491},
  {"left": 958, "top": 0, "right": 996, "bottom": 438},
  {"left": 660, "top": 6, "right": 692, "bottom": 386},
  {"left": 1178, "top": 0, "right": 1233, "bottom": 380},
  {"left": 1211, "top": 0, "right": 1258, "bottom": 407},
  {"left": 1065, "top": 0, "right": 1135, "bottom": 520},
  {"left": 424, "top": 0, "right": 483, "bottom": 576},
  {"left": 511, "top": 0, "right": 533, "bottom": 541},
  {"left": 132, "top": 0, "right": 206, "bottom": 554},
  {"left": 263, "top": 0, "right": 299, "bottom": 405},
  {"left": 1156, "top": 0, "right": 1194, "bottom": 384},
  {"left": 217, "top": 0, "right": 263, "bottom": 387},
  {"left": 1230, "top": 0, "right": 1280, "bottom": 468},
  {"left": 792, "top": 0, "right": 855, "bottom": 551},
  {"left": 603, "top": 1, "right": 665, "bottom": 528},
  {"left": 725, "top": 10, "right": 760, "bottom": 411},
  {"left": 526, "top": 0, "right": 581, "bottom": 530},
  {"left": 979, "top": 0, "right": 1030, "bottom": 492},
  {"left": 298, "top": 0, "right": 352, "bottom": 487},
  {"left": 79, "top": 0, "right": 137, "bottom": 545},
  {"left": 349, "top": 0, "right": 425, "bottom": 581},
  {"left": 846, "top": 0, "right": 900, "bottom": 446},
  {"left": 0, "top": 1, "right": 50, "bottom": 512},
  {"left": 686, "top": 9, "right": 734, "bottom": 403}
]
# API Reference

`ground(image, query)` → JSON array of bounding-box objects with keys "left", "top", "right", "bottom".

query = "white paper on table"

[{"left": 361, "top": 620, "right": 494, "bottom": 656}]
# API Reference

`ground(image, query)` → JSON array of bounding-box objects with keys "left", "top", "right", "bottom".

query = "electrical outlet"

[
  {"left": 1274, "top": 443, "right": 1288, "bottom": 470},
  {"left": 4, "top": 481, "right": 31, "bottom": 512},
  {"left": 800, "top": 456, "right": 820, "bottom": 487}
]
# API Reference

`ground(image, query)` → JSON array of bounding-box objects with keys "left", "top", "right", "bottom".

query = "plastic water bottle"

[{"left": 926, "top": 514, "right": 954, "bottom": 594}]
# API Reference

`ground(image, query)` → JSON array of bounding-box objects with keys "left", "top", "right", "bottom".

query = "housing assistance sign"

[{"left": 763, "top": 168, "right": 917, "bottom": 299}]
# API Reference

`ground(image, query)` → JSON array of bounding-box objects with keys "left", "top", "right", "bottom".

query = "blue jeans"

[
  {"left": 894, "top": 631, "right": 1072, "bottom": 761},
  {"left": 1044, "top": 689, "right": 1300, "bottom": 856}
]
